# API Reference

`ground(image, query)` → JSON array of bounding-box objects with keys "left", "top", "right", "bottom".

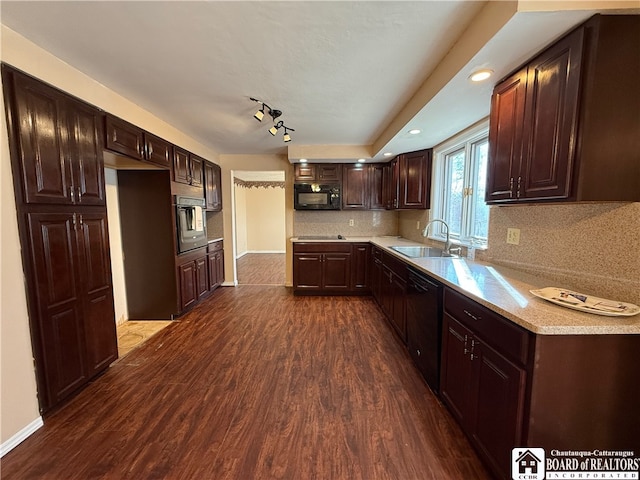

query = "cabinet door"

[
  {"left": 27, "top": 212, "right": 86, "bottom": 408},
  {"left": 471, "top": 341, "right": 527, "bottom": 479},
  {"left": 323, "top": 253, "right": 351, "bottom": 291},
  {"left": 204, "top": 162, "right": 222, "bottom": 211},
  {"left": 144, "top": 132, "right": 172, "bottom": 168},
  {"left": 383, "top": 159, "right": 399, "bottom": 209},
  {"left": 10, "top": 71, "right": 74, "bottom": 205},
  {"left": 294, "top": 164, "right": 316, "bottom": 182},
  {"left": 486, "top": 69, "right": 527, "bottom": 203},
  {"left": 520, "top": 29, "right": 584, "bottom": 201},
  {"left": 440, "top": 315, "right": 475, "bottom": 429},
  {"left": 293, "top": 253, "right": 323, "bottom": 290},
  {"left": 208, "top": 250, "right": 224, "bottom": 290},
  {"left": 342, "top": 165, "right": 369, "bottom": 209},
  {"left": 317, "top": 164, "right": 342, "bottom": 182},
  {"left": 173, "top": 147, "right": 190, "bottom": 185},
  {"left": 195, "top": 255, "right": 209, "bottom": 300},
  {"left": 369, "top": 164, "right": 386, "bottom": 210},
  {"left": 371, "top": 252, "right": 383, "bottom": 304},
  {"left": 104, "top": 114, "right": 144, "bottom": 160},
  {"left": 190, "top": 154, "right": 204, "bottom": 187},
  {"left": 351, "top": 243, "right": 370, "bottom": 291},
  {"left": 69, "top": 100, "right": 106, "bottom": 206},
  {"left": 77, "top": 211, "right": 118, "bottom": 374},
  {"left": 398, "top": 149, "right": 431, "bottom": 209},
  {"left": 178, "top": 261, "right": 198, "bottom": 310}
]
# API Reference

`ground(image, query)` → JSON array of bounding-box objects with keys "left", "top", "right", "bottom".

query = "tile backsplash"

[
  {"left": 294, "top": 210, "right": 398, "bottom": 238},
  {"left": 481, "top": 202, "right": 640, "bottom": 305}
]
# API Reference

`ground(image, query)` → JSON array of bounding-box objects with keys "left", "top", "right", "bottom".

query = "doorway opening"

[{"left": 232, "top": 171, "right": 286, "bottom": 285}]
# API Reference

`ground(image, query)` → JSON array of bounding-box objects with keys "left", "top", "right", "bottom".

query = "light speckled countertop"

[{"left": 291, "top": 236, "right": 640, "bottom": 335}]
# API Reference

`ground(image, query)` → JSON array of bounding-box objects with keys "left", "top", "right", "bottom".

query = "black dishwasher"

[{"left": 406, "top": 267, "right": 443, "bottom": 393}]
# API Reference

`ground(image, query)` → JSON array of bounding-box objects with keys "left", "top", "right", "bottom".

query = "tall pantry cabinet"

[{"left": 2, "top": 64, "right": 118, "bottom": 413}]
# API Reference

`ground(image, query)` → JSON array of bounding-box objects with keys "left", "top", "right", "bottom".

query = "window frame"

[{"left": 429, "top": 120, "right": 490, "bottom": 249}]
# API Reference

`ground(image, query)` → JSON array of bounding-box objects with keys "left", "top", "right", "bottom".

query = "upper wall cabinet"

[
  {"left": 173, "top": 148, "right": 203, "bottom": 187},
  {"left": 486, "top": 15, "right": 640, "bottom": 204},
  {"left": 3, "top": 66, "right": 106, "bottom": 206},
  {"left": 204, "top": 161, "right": 222, "bottom": 211},
  {"left": 342, "top": 163, "right": 387, "bottom": 210},
  {"left": 384, "top": 149, "right": 432, "bottom": 210},
  {"left": 105, "top": 114, "right": 172, "bottom": 169},
  {"left": 294, "top": 163, "right": 342, "bottom": 183}
]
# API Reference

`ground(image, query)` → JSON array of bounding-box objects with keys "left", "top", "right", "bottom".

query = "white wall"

[
  {"left": 245, "top": 186, "right": 286, "bottom": 253},
  {"left": 104, "top": 169, "right": 128, "bottom": 325}
]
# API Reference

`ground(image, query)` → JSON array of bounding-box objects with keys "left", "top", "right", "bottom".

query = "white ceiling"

[{"left": 1, "top": 1, "right": 631, "bottom": 163}]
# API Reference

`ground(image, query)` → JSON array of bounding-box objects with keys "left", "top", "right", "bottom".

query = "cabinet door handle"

[
  {"left": 463, "top": 334, "right": 468, "bottom": 355},
  {"left": 416, "top": 349, "right": 421, "bottom": 357},
  {"left": 79, "top": 214, "right": 83, "bottom": 226},
  {"left": 77, "top": 186, "right": 82, "bottom": 200},
  {"left": 509, "top": 177, "right": 514, "bottom": 198},
  {"left": 517, "top": 176, "right": 522, "bottom": 199},
  {"left": 69, "top": 185, "right": 75, "bottom": 203},
  {"left": 463, "top": 309, "right": 481, "bottom": 321},
  {"left": 148, "top": 144, "right": 153, "bottom": 157},
  {"left": 470, "top": 339, "right": 479, "bottom": 361}
]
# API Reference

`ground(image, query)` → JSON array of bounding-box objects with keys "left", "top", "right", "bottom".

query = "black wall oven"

[
  {"left": 294, "top": 183, "right": 341, "bottom": 210},
  {"left": 175, "top": 196, "right": 208, "bottom": 253}
]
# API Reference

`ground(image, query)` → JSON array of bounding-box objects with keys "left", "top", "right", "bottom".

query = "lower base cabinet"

[
  {"left": 293, "top": 242, "right": 369, "bottom": 294},
  {"left": 177, "top": 241, "right": 224, "bottom": 313},
  {"left": 440, "top": 288, "right": 530, "bottom": 480}
]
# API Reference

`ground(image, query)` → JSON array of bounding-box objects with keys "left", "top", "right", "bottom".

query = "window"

[{"left": 430, "top": 121, "right": 489, "bottom": 248}]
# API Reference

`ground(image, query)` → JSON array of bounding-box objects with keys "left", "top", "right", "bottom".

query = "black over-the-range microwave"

[{"left": 294, "top": 183, "right": 341, "bottom": 210}]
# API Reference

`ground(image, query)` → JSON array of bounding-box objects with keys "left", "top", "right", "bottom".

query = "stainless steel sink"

[{"left": 390, "top": 245, "right": 456, "bottom": 258}]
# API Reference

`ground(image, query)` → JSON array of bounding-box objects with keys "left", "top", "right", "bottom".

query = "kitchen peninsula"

[{"left": 292, "top": 235, "right": 640, "bottom": 479}]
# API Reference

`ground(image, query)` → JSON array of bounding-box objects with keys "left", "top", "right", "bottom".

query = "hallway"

[{"left": 1, "top": 286, "right": 489, "bottom": 479}]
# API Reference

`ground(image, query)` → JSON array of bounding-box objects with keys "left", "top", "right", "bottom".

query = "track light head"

[{"left": 250, "top": 97, "right": 295, "bottom": 143}]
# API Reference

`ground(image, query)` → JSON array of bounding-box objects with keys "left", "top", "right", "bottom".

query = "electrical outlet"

[
  {"left": 416, "top": 221, "right": 420, "bottom": 230},
  {"left": 349, "top": 219, "right": 354, "bottom": 227},
  {"left": 506, "top": 228, "right": 520, "bottom": 245}
]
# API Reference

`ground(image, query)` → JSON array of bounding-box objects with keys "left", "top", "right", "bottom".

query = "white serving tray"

[{"left": 530, "top": 287, "right": 640, "bottom": 317}]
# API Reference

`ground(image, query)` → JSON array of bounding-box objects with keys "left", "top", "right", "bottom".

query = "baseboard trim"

[{"left": 0, "top": 416, "right": 44, "bottom": 457}]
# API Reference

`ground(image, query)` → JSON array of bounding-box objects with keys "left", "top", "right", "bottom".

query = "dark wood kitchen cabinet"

[
  {"left": 397, "top": 149, "right": 432, "bottom": 209},
  {"left": 173, "top": 147, "right": 203, "bottom": 187},
  {"left": 105, "top": 115, "right": 173, "bottom": 169},
  {"left": 5, "top": 67, "right": 106, "bottom": 206},
  {"left": 293, "top": 243, "right": 351, "bottom": 293},
  {"left": 350, "top": 243, "right": 370, "bottom": 292},
  {"left": 177, "top": 248, "right": 209, "bottom": 311},
  {"left": 383, "top": 149, "right": 432, "bottom": 210},
  {"left": 294, "top": 163, "right": 342, "bottom": 183},
  {"left": 3, "top": 65, "right": 117, "bottom": 413},
  {"left": 207, "top": 240, "right": 224, "bottom": 291},
  {"left": 204, "top": 161, "right": 222, "bottom": 211},
  {"left": 342, "top": 164, "right": 369, "bottom": 209},
  {"left": 440, "top": 288, "right": 530, "bottom": 480},
  {"left": 25, "top": 210, "right": 117, "bottom": 411},
  {"left": 486, "top": 15, "right": 640, "bottom": 204},
  {"left": 342, "top": 164, "right": 387, "bottom": 211}
]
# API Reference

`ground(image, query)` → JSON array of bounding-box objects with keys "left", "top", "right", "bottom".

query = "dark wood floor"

[
  {"left": 1, "top": 286, "right": 490, "bottom": 480},
  {"left": 237, "top": 253, "right": 285, "bottom": 285}
]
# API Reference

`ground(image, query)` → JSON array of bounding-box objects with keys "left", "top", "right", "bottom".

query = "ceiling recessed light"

[
  {"left": 469, "top": 69, "right": 493, "bottom": 82},
  {"left": 357, "top": 158, "right": 366, "bottom": 163},
  {"left": 299, "top": 158, "right": 307, "bottom": 163},
  {"left": 408, "top": 129, "right": 421, "bottom": 135},
  {"left": 383, "top": 152, "right": 393, "bottom": 157}
]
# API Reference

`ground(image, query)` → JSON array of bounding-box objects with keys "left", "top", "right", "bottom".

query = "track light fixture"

[{"left": 250, "top": 97, "right": 295, "bottom": 143}]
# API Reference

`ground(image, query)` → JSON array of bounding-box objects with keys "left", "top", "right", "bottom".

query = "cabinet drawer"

[
  {"left": 207, "top": 240, "right": 223, "bottom": 253},
  {"left": 293, "top": 243, "right": 351, "bottom": 254},
  {"left": 381, "top": 251, "right": 408, "bottom": 280},
  {"left": 444, "top": 288, "right": 530, "bottom": 365}
]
